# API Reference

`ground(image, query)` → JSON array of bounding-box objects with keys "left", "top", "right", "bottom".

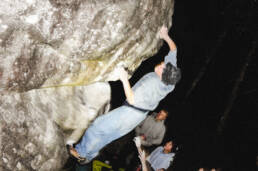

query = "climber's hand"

[
  {"left": 118, "top": 67, "right": 129, "bottom": 82},
  {"left": 159, "top": 25, "right": 169, "bottom": 40}
]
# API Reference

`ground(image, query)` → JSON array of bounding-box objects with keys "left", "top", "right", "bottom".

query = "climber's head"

[
  {"left": 162, "top": 62, "right": 181, "bottom": 85},
  {"left": 155, "top": 61, "right": 181, "bottom": 85}
]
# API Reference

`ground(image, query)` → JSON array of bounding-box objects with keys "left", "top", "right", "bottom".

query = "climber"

[{"left": 67, "top": 25, "right": 181, "bottom": 165}]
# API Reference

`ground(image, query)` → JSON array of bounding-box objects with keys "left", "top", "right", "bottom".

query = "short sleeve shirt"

[
  {"left": 165, "top": 50, "right": 177, "bottom": 67},
  {"left": 147, "top": 146, "right": 175, "bottom": 170},
  {"left": 132, "top": 73, "right": 174, "bottom": 111},
  {"left": 131, "top": 50, "right": 177, "bottom": 110}
]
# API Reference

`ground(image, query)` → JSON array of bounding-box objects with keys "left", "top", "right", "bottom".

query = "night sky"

[{"left": 109, "top": 0, "right": 257, "bottom": 170}]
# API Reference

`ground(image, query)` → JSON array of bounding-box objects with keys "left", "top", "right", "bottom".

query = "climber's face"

[{"left": 155, "top": 62, "right": 165, "bottom": 78}]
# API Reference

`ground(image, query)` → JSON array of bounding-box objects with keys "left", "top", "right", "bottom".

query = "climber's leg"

[
  {"left": 74, "top": 106, "right": 146, "bottom": 163},
  {"left": 75, "top": 111, "right": 121, "bottom": 161}
]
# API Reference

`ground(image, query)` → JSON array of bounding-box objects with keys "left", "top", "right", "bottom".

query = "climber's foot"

[{"left": 66, "top": 145, "right": 89, "bottom": 164}]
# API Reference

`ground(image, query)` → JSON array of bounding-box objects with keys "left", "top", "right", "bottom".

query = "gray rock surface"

[
  {"left": 0, "top": 0, "right": 174, "bottom": 92},
  {"left": 1, "top": 91, "right": 67, "bottom": 171},
  {"left": 0, "top": 82, "right": 111, "bottom": 171},
  {"left": 0, "top": 0, "right": 174, "bottom": 170}
]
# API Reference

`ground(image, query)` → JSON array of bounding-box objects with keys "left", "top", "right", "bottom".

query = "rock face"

[
  {"left": 1, "top": 91, "right": 67, "bottom": 171},
  {"left": 0, "top": 0, "right": 174, "bottom": 92},
  {"left": 0, "top": 0, "right": 174, "bottom": 170},
  {"left": 0, "top": 82, "right": 111, "bottom": 171}
]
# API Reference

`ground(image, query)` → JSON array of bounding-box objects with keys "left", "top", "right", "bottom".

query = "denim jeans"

[{"left": 75, "top": 105, "right": 148, "bottom": 161}]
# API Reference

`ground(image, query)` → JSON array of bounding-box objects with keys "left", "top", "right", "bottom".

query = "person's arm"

[
  {"left": 134, "top": 136, "right": 142, "bottom": 153},
  {"left": 119, "top": 68, "right": 134, "bottom": 104},
  {"left": 134, "top": 137, "right": 149, "bottom": 171},
  {"left": 160, "top": 26, "right": 177, "bottom": 52},
  {"left": 138, "top": 150, "right": 149, "bottom": 171},
  {"left": 141, "top": 127, "right": 165, "bottom": 146}
]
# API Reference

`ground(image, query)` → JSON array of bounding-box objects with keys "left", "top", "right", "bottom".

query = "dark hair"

[{"left": 162, "top": 62, "right": 181, "bottom": 85}]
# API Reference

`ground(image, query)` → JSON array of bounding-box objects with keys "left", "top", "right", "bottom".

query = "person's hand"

[
  {"left": 138, "top": 150, "right": 146, "bottom": 163},
  {"left": 134, "top": 136, "right": 141, "bottom": 148},
  {"left": 118, "top": 67, "right": 128, "bottom": 82},
  {"left": 159, "top": 25, "right": 169, "bottom": 40},
  {"left": 140, "top": 135, "right": 146, "bottom": 140}
]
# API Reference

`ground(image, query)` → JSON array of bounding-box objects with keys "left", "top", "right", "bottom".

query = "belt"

[{"left": 123, "top": 101, "right": 150, "bottom": 113}]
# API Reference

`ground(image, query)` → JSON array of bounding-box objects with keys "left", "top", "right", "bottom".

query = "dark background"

[{"left": 109, "top": 0, "right": 257, "bottom": 170}]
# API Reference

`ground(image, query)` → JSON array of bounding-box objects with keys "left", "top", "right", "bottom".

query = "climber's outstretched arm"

[
  {"left": 160, "top": 26, "right": 177, "bottom": 52},
  {"left": 119, "top": 68, "right": 134, "bottom": 105}
]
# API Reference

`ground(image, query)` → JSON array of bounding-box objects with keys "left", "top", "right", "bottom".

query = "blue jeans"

[{"left": 75, "top": 105, "right": 148, "bottom": 161}]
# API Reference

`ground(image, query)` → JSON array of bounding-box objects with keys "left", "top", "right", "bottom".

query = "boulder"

[
  {"left": 0, "top": 82, "right": 111, "bottom": 171},
  {"left": 0, "top": 0, "right": 174, "bottom": 170},
  {"left": 0, "top": 0, "right": 174, "bottom": 92}
]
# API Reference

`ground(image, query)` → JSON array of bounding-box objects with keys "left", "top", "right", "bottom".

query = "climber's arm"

[
  {"left": 160, "top": 26, "right": 177, "bottom": 52},
  {"left": 119, "top": 68, "right": 134, "bottom": 105},
  {"left": 160, "top": 26, "right": 178, "bottom": 66}
]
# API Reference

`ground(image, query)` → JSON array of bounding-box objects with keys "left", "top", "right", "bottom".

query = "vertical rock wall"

[{"left": 1, "top": 82, "right": 111, "bottom": 171}]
